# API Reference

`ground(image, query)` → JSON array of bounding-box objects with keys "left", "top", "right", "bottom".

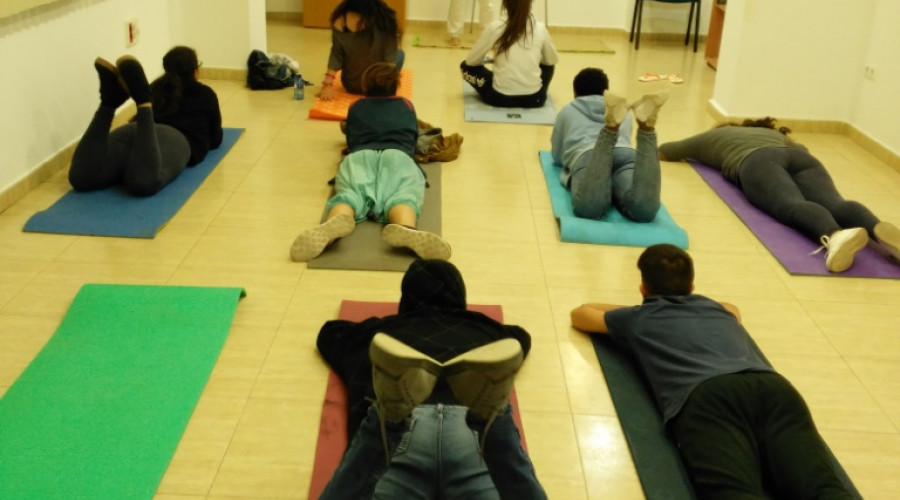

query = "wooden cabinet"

[
  {"left": 303, "top": 0, "right": 407, "bottom": 30},
  {"left": 704, "top": 2, "right": 726, "bottom": 69}
]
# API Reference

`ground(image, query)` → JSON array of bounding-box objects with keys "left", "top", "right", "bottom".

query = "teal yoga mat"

[
  {"left": 23, "top": 128, "right": 243, "bottom": 238},
  {"left": 590, "top": 334, "right": 862, "bottom": 500},
  {"left": 539, "top": 150, "right": 689, "bottom": 249},
  {"left": 0, "top": 284, "right": 245, "bottom": 499}
]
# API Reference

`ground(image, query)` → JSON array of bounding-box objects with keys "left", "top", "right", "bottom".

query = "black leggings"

[
  {"left": 460, "top": 61, "right": 554, "bottom": 108},
  {"left": 669, "top": 372, "right": 854, "bottom": 500},
  {"left": 737, "top": 147, "right": 879, "bottom": 241},
  {"left": 69, "top": 105, "right": 190, "bottom": 197}
]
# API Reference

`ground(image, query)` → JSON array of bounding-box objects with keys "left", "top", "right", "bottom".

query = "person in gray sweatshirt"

[{"left": 551, "top": 67, "right": 668, "bottom": 222}]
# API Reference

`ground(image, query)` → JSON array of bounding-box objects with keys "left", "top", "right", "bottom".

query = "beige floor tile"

[{"left": 573, "top": 414, "right": 643, "bottom": 499}]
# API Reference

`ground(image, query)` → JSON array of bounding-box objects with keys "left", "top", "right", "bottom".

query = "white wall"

[
  {"left": 712, "top": 0, "right": 897, "bottom": 156},
  {"left": 265, "top": 0, "right": 709, "bottom": 33},
  {"left": 0, "top": 0, "right": 266, "bottom": 197},
  {"left": 179, "top": 0, "right": 267, "bottom": 68},
  {"left": 0, "top": 0, "right": 175, "bottom": 195},
  {"left": 850, "top": 0, "right": 900, "bottom": 154}
]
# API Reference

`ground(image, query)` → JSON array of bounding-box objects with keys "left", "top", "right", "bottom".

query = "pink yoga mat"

[
  {"left": 689, "top": 161, "right": 900, "bottom": 279},
  {"left": 307, "top": 300, "right": 528, "bottom": 500}
]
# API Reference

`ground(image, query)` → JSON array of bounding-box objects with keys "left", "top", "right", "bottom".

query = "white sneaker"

[
  {"left": 873, "top": 221, "right": 900, "bottom": 262},
  {"left": 603, "top": 92, "right": 629, "bottom": 129},
  {"left": 381, "top": 224, "right": 451, "bottom": 260},
  {"left": 289, "top": 213, "right": 355, "bottom": 262},
  {"left": 630, "top": 91, "right": 670, "bottom": 128},
  {"left": 811, "top": 227, "right": 869, "bottom": 273}
]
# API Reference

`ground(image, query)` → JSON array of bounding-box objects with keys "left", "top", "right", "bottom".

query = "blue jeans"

[
  {"left": 319, "top": 404, "right": 546, "bottom": 500},
  {"left": 569, "top": 127, "right": 661, "bottom": 222}
]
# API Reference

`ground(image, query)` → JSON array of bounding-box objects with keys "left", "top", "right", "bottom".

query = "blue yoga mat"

[
  {"left": 23, "top": 128, "right": 243, "bottom": 238},
  {"left": 539, "top": 150, "right": 689, "bottom": 249},
  {"left": 463, "top": 83, "right": 557, "bottom": 125}
]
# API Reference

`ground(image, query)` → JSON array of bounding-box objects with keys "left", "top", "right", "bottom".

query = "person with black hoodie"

[{"left": 316, "top": 259, "right": 546, "bottom": 500}]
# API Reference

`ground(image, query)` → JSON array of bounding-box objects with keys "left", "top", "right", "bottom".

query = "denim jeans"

[
  {"left": 319, "top": 404, "right": 546, "bottom": 500},
  {"left": 569, "top": 127, "right": 661, "bottom": 222}
]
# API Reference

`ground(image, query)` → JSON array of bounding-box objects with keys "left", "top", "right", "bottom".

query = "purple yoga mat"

[{"left": 688, "top": 161, "right": 900, "bottom": 279}]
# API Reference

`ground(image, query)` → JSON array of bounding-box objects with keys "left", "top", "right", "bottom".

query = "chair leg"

[
  {"left": 635, "top": 0, "right": 645, "bottom": 49},
  {"left": 470, "top": 0, "right": 476, "bottom": 34},
  {"left": 629, "top": 0, "right": 641, "bottom": 42},
  {"left": 693, "top": 0, "right": 701, "bottom": 52},
  {"left": 684, "top": 1, "right": 695, "bottom": 45}
]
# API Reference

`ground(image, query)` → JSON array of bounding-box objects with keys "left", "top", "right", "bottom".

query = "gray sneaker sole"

[
  {"left": 873, "top": 222, "right": 900, "bottom": 262},
  {"left": 826, "top": 228, "right": 868, "bottom": 273},
  {"left": 381, "top": 224, "right": 451, "bottom": 260},
  {"left": 290, "top": 214, "right": 355, "bottom": 262}
]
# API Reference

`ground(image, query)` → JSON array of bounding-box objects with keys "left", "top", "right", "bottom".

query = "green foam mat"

[{"left": 0, "top": 284, "right": 245, "bottom": 499}]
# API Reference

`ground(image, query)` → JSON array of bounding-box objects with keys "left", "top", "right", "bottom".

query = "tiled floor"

[{"left": 2, "top": 19, "right": 899, "bottom": 499}]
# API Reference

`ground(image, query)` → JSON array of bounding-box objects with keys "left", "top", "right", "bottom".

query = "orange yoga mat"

[
  {"left": 308, "top": 69, "right": 414, "bottom": 121},
  {"left": 307, "top": 300, "right": 528, "bottom": 500}
]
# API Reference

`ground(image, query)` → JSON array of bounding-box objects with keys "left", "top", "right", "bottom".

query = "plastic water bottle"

[{"left": 293, "top": 74, "right": 304, "bottom": 100}]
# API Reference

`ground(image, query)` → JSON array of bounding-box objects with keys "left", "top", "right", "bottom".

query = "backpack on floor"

[{"left": 246, "top": 49, "right": 294, "bottom": 90}]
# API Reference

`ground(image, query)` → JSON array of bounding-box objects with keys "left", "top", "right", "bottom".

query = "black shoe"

[
  {"left": 116, "top": 55, "right": 152, "bottom": 105},
  {"left": 95, "top": 58, "right": 128, "bottom": 108}
]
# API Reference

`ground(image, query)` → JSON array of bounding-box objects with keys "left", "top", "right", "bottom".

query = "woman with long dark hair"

[
  {"left": 460, "top": 0, "right": 558, "bottom": 108},
  {"left": 69, "top": 46, "right": 222, "bottom": 196},
  {"left": 659, "top": 118, "right": 900, "bottom": 273},
  {"left": 319, "top": 0, "right": 404, "bottom": 101}
]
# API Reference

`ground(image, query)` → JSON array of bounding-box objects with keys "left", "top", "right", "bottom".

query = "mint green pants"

[{"left": 327, "top": 149, "right": 425, "bottom": 223}]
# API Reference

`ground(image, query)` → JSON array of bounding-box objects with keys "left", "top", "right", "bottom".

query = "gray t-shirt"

[
  {"left": 605, "top": 294, "right": 774, "bottom": 424},
  {"left": 658, "top": 127, "right": 804, "bottom": 182}
]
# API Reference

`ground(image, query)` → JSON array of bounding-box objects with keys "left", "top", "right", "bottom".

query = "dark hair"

[
  {"left": 330, "top": 0, "right": 401, "bottom": 40},
  {"left": 495, "top": 0, "right": 534, "bottom": 56},
  {"left": 637, "top": 244, "right": 694, "bottom": 296},
  {"left": 573, "top": 68, "right": 609, "bottom": 97},
  {"left": 151, "top": 46, "right": 199, "bottom": 118},
  {"left": 361, "top": 62, "right": 400, "bottom": 96},
  {"left": 717, "top": 116, "right": 792, "bottom": 136}
]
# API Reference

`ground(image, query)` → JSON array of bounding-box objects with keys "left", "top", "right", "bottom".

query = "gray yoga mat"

[
  {"left": 463, "top": 83, "right": 557, "bottom": 125},
  {"left": 307, "top": 163, "right": 442, "bottom": 272}
]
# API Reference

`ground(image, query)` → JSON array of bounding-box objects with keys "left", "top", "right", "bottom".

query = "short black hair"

[
  {"left": 637, "top": 244, "right": 694, "bottom": 296},
  {"left": 573, "top": 68, "right": 609, "bottom": 97}
]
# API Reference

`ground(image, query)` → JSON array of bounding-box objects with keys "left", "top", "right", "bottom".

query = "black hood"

[{"left": 398, "top": 259, "right": 466, "bottom": 313}]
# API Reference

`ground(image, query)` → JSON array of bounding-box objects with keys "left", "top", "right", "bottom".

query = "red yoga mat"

[{"left": 307, "top": 300, "right": 528, "bottom": 500}]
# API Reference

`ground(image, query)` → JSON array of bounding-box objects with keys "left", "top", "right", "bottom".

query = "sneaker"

[
  {"left": 603, "top": 92, "right": 629, "bottom": 129},
  {"left": 443, "top": 338, "right": 524, "bottom": 446},
  {"left": 95, "top": 58, "right": 128, "bottom": 108},
  {"left": 115, "top": 55, "right": 152, "bottom": 105},
  {"left": 381, "top": 224, "right": 451, "bottom": 260},
  {"left": 630, "top": 91, "right": 670, "bottom": 128},
  {"left": 873, "top": 221, "right": 900, "bottom": 262},
  {"left": 448, "top": 35, "right": 461, "bottom": 47},
  {"left": 811, "top": 227, "right": 869, "bottom": 273},
  {"left": 290, "top": 213, "right": 355, "bottom": 262},
  {"left": 369, "top": 333, "right": 442, "bottom": 423}
]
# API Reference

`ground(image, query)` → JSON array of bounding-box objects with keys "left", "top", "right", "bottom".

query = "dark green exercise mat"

[
  {"left": 591, "top": 335, "right": 862, "bottom": 499},
  {"left": 0, "top": 284, "right": 245, "bottom": 499}
]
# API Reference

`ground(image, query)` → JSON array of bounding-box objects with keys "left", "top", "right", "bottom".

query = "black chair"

[{"left": 630, "top": 0, "right": 702, "bottom": 52}]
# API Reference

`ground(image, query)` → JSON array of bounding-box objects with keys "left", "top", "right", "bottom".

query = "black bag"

[{"left": 246, "top": 50, "right": 294, "bottom": 90}]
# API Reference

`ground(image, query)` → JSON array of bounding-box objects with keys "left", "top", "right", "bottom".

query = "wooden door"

[{"left": 304, "top": 0, "right": 407, "bottom": 30}]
